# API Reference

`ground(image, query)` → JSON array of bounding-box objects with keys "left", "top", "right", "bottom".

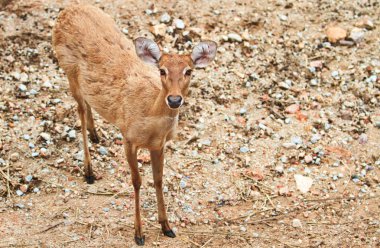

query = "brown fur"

[{"left": 52, "top": 4, "right": 200, "bottom": 244}]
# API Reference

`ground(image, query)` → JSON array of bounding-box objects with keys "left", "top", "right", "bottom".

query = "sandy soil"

[{"left": 0, "top": 0, "right": 379, "bottom": 247}]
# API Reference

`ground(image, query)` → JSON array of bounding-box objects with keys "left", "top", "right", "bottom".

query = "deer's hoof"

[
  {"left": 85, "top": 175, "right": 95, "bottom": 184},
  {"left": 163, "top": 229, "right": 176, "bottom": 238},
  {"left": 134, "top": 236, "right": 145, "bottom": 246}
]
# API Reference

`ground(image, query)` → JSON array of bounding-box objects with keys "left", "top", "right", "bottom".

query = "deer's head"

[{"left": 135, "top": 37, "right": 217, "bottom": 109}]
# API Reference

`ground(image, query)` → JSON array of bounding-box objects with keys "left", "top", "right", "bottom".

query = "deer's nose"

[{"left": 167, "top": 95, "right": 183, "bottom": 109}]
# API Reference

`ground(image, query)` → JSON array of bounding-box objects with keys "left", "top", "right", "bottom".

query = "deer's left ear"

[
  {"left": 134, "top": 37, "right": 161, "bottom": 66},
  {"left": 191, "top": 41, "right": 217, "bottom": 68}
]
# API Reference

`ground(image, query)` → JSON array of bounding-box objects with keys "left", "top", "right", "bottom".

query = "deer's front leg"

[
  {"left": 123, "top": 139, "right": 144, "bottom": 245},
  {"left": 150, "top": 148, "right": 176, "bottom": 238}
]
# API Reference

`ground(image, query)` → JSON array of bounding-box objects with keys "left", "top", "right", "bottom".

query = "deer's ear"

[
  {"left": 134, "top": 37, "right": 161, "bottom": 65},
  {"left": 191, "top": 41, "right": 217, "bottom": 68}
]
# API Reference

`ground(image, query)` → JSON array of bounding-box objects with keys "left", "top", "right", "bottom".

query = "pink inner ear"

[
  {"left": 191, "top": 41, "right": 217, "bottom": 68},
  {"left": 135, "top": 37, "right": 161, "bottom": 65}
]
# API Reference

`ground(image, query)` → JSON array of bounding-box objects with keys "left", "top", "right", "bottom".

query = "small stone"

[
  {"left": 358, "top": 133, "right": 368, "bottom": 144},
  {"left": 40, "top": 132, "right": 51, "bottom": 142},
  {"left": 294, "top": 174, "right": 313, "bottom": 193},
  {"left": 285, "top": 104, "right": 300, "bottom": 114},
  {"left": 150, "top": 24, "right": 166, "bottom": 36},
  {"left": 278, "top": 14, "right": 288, "bottom": 21},
  {"left": 42, "top": 80, "right": 52, "bottom": 88},
  {"left": 282, "top": 142, "right": 296, "bottom": 149},
  {"left": 98, "top": 146, "right": 108, "bottom": 155},
  {"left": 292, "top": 219, "right": 302, "bottom": 228},
  {"left": 25, "top": 175, "right": 33, "bottom": 182},
  {"left": 103, "top": 208, "right": 110, "bottom": 212},
  {"left": 227, "top": 33, "right": 242, "bottom": 42},
  {"left": 252, "top": 232, "right": 260, "bottom": 238},
  {"left": 355, "top": 16, "right": 374, "bottom": 30},
  {"left": 173, "top": 19, "right": 185, "bottom": 29},
  {"left": 240, "top": 226, "right": 247, "bottom": 232},
  {"left": 15, "top": 203, "right": 25, "bottom": 209},
  {"left": 32, "top": 152, "right": 39, "bottom": 157},
  {"left": 331, "top": 71, "right": 339, "bottom": 78},
  {"left": 122, "top": 28, "right": 128, "bottom": 34},
  {"left": 240, "top": 146, "right": 249, "bottom": 153},
  {"left": 10, "top": 152, "right": 20, "bottom": 162},
  {"left": 279, "top": 81, "right": 290, "bottom": 90},
  {"left": 326, "top": 26, "right": 347, "bottom": 43},
  {"left": 349, "top": 28, "right": 365, "bottom": 43},
  {"left": 20, "top": 184, "right": 28, "bottom": 193},
  {"left": 179, "top": 179, "right": 187, "bottom": 188},
  {"left": 68, "top": 130, "right": 76, "bottom": 139},
  {"left": 18, "top": 84, "right": 27, "bottom": 92},
  {"left": 16, "top": 190, "right": 24, "bottom": 196},
  {"left": 239, "top": 108, "right": 247, "bottom": 115},
  {"left": 291, "top": 136, "right": 303, "bottom": 145},
  {"left": 33, "top": 188, "right": 40, "bottom": 193},
  {"left": 74, "top": 150, "right": 84, "bottom": 161},
  {"left": 310, "top": 78, "right": 318, "bottom": 86},
  {"left": 304, "top": 155, "right": 313, "bottom": 164},
  {"left": 23, "top": 134, "right": 31, "bottom": 140},
  {"left": 310, "top": 134, "right": 321, "bottom": 144},
  {"left": 88, "top": 185, "right": 98, "bottom": 194},
  {"left": 160, "top": 12, "right": 171, "bottom": 23}
]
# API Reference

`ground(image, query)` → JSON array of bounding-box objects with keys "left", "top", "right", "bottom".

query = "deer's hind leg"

[
  {"left": 85, "top": 102, "right": 100, "bottom": 144},
  {"left": 67, "top": 71, "right": 95, "bottom": 184}
]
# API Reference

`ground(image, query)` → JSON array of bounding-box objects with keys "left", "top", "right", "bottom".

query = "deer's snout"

[{"left": 167, "top": 95, "right": 183, "bottom": 109}]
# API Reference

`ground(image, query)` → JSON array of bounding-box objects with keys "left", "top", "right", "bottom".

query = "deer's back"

[{"left": 52, "top": 4, "right": 160, "bottom": 125}]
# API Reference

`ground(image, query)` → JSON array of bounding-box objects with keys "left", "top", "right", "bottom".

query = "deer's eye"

[
  {"left": 185, "top": 69, "right": 192, "bottom": 76},
  {"left": 160, "top": 69, "right": 166, "bottom": 76}
]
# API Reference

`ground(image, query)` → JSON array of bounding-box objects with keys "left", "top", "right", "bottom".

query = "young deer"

[{"left": 52, "top": 4, "right": 216, "bottom": 246}]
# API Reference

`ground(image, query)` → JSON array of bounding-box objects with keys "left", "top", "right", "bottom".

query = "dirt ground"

[{"left": 0, "top": 0, "right": 379, "bottom": 247}]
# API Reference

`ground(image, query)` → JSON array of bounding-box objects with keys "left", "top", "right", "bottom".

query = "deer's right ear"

[{"left": 134, "top": 37, "right": 161, "bottom": 66}]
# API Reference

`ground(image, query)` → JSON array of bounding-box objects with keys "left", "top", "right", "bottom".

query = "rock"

[
  {"left": 227, "top": 33, "right": 242, "bottom": 42},
  {"left": 292, "top": 218, "right": 302, "bottom": 228},
  {"left": 18, "top": 84, "right": 27, "bottom": 92},
  {"left": 25, "top": 175, "right": 33, "bottom": 182},
  {"left": 10, "top": 152, "right": 20, "bottom": 162},
  {"left": 20, "top": 73, "right": 28, "bottom": 82},
  {"left": 279, "top": 81, "right": 290, "bottom": 90},
  {"left": 358, "top": 133, "right": 368, "bottom": 144},
  {"left": 40, "top": 132, "right": 51, "bottom": 142},
  {"left": 310, "top": 134, "right": 321, "bottom": 144},
  {"left": 103, "top": 207, "right": 110, "bottom": 212},
  {"left": 282, "top": 142, "right": 296, "bottom": 149},
  {"left": 349, "top": 28, "right": 365, "bottom": 43},
  {"left": 122, "top": 28, "right": 128, "bottom": 34},
  {"left": 304, "top": 155, "right": 313, "bottom": 164},
  {"left": 285, "top": 104, "right": 300, "bottom": 114},
  {"left": 23, "top": 134, "right": 31, "bottom": 140},
  {"left": 74, "top": 150, "right": 84, "bottom": 161},
  {"left": 150, "top": 23, "right": 166, "bottom": 36},
  {"left": 160, "top": 12, "right": 171, "bottom": 23},
  {"left": 291, "top": 136, "right": 303, "bottom": 145},
  {"left": 42, "top": 80, "right": 52, "bottom": 88},
  {"left": 173, "top": 19, "right": 185, "bottom": 29},
  {"left": 179, "top": 179, "right": 187, "bottom": 188},
  {"left": 68, "top": 130, "right": 76, "bottom": 139},
  {"left": 310, "top": 60, "right": 323, "bottom": 69},
  {"left": 294, "top": 174, "right": 313, "bottom": 193},
  {"left": 326, "top": 26, "right": 347, "bottom": 43},
  {"left": 355, "top": 16, "right": 374, "bottom": 30},
  {"left": 331, "top": 70, "right": 339, "bottom": 78},
  {"left": 20, "top": 184, "right": 28, "bottom": 193},
  {"left": 16, "top": 190, "right": 24, "bottom": 196},
  {"left": 278, "top": 14, "right": 288, "bottom": 21},
  {"left": 98, "top": 146, "right": 108, "bottom": 155},
  {"left": 239, "top": 146, "right": 249, "bottom": 153}
]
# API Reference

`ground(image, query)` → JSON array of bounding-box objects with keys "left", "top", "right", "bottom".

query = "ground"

[{"left": 0, "top": 0, "right": 379, "bottom": 247}]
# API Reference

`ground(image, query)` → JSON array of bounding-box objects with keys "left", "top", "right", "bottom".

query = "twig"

[
  {"left": 37, "top": 221, "right": 64, "bottom": 234},
  {"left": 201, "top": 237, "right": 214, "bottom": 248}
]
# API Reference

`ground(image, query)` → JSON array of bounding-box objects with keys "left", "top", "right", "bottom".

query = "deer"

[{"left": 52, "top": 4, "right": 217, "bottom": 246}]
